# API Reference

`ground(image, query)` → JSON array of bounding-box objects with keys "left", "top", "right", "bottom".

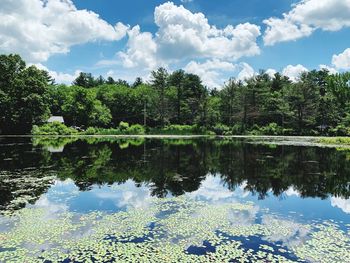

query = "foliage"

[
  {"left": 32, "top": 122, "right": 78, "bottom": 135},
  {"left": 2, "top": 54, "right": 350, "bottom": 137},
  {"left": 125, "top": 124, "right": 145, "bottom": 135},
  {"left": 212, "top": 124, "right": 231, "bottom": 135},
  {"left": 118, "top": 121, "right": 130, "bottom": 131},
  {"left": 318, "top": 137, "right": 350, "bottom": 145},
  {"left": 82, "top": 122, "right": 145, "bottom": 135},
  {"left": 0, "top": 54, "right": 51, "bottom": 134},
  {"left": 151, "top": 125, "right": 199, "bottom": 135},
  {"left": 249, "top": 123, "right": 284, "bottom": 136}
]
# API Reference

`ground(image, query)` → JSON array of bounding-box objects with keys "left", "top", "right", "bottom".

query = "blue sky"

[{"left": 1, "top": 0, "right": 350, "bottom": 87}]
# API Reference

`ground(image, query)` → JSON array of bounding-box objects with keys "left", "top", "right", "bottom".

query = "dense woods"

[{"left": 1, "top": 54, "right": 350, "bottom": 136}]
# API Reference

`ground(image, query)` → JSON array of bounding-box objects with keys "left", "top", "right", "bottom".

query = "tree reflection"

[{"left": 0, "top": 137, "right": 350, "bottom": 213}]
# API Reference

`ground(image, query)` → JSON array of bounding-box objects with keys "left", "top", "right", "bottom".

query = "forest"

[{"left": 1, "top": 53, "right": 350, "bottom": 136}]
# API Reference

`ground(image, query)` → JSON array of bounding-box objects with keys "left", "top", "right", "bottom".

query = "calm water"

[{"left": 0, "top": 136, "right": 349, "bottom": 262}]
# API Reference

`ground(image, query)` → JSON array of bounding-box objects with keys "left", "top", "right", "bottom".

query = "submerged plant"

[{"left": 0, "top": 197, "right": 349, "bottom": 262}]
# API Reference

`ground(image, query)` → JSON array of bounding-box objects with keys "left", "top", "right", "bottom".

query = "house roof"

[{"left": 47, "top": 116, "right": 64, "bottom": 123}]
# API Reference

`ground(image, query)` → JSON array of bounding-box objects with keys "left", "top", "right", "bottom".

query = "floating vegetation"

[
  {"left": 0, "top": 197, "right": 349, "bottom": 262},
  {"left": 0, "top": 171, "right": 55, "bottom": 215}
]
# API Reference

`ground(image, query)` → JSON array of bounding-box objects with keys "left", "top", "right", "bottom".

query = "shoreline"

[{"left": 1, "top": 135, "right": 350, "bottom": 148}]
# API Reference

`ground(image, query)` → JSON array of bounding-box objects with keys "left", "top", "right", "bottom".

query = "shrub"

[
  {"left": 126, "top": 124, "right": 145, "bottom": 135},
  {"left": 32, "top": 122, "right": 78, "bottom": 135},
  {"left": 84, "top": 127, "right": 97, "bottom": 135},
  {"left": 231, "top": 124, "right": 243, "bottom": 135},
  {"left": 329, "top": 125, "right": 350, "bottom": 136},
  {"left": 212, "top": 124, "right": 231, "bottom": 135},
  {"left": 84, "top": 127, "right": 121, "bottom": 135},
  {"left": 248, "top": 123, "right": 284, "bottom": 136},
  {"left": 163, "top": 125, "right": 196, "bottom": 135},
  {"left": 119, "top": 121, "right": 130, "bottom": 131},
  {"left": 260, "top": 123, "right": 283, "bottom": 135}
]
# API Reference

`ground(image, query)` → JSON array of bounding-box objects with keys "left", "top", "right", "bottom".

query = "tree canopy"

[{"left": 1, "top": 54, "right": 350, "bottom": 136}]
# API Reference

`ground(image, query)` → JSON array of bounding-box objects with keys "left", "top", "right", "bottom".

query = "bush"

[
  {"left": 212, "top": 124, "right": 231, "bottom": 135},
  {"left": 126, "top": 124, "right": 145, "bottom": 135},
  {"left": 32, "top": 122, "right": 78, "bottom": 135},
  {"left": 260, "top": 123, "right": 283, "bottom": 135},
  {"left": 329, "top": 125, "right": 350, "bottom": 136},
  {"left": 83, "top": 124, "right": 145, "bottom": 135},
  {"left": 162, "top": 125, "right": 196, "bottom": 135},
  {"left": 119, "top": 121, "right": 130, "bottom": 131},
  {"left": 248, "top": 123, "right": 284, "bottom": 136},
  {"left": 83, "top": 127, "right": 121, "bottom": 135},
  {"left": 84, "top": 127, "right": 97, "bottom": 135}
]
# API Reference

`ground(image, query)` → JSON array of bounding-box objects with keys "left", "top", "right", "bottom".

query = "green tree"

[
  {"left": 0, "top": 54, "right": 50, "bottom": 134},
  {"left": 72, "top": 72, "right": 95, "bottom": 88},
  {"left": 285, "top": 72, "right": 320, "bottom": 134},
  {"left": 168, "top": 70, "right": 185, "bottom": 123},
  {"left": 61, "top": 86, "right": 111, "bottom": 127},
  {"left": 106, "top": 77, "right": 116, "bottom": 85},
  {"left": 132, "top": 77, "right": 143, "bottom": 88},
  {"left": 151, "top": 67, "right": 169, "bottom": 126}
]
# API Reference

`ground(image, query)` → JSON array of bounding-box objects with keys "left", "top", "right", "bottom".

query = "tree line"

[{"left": 1, "top": 53, "right": 350, "bottom": 135}]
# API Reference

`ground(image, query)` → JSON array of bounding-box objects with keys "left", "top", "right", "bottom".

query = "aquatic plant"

[{"left": 0, "top": 197, "right": 349, "bottom": 262}]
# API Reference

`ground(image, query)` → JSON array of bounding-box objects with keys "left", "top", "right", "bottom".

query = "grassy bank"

[
  {"left": 32, "top": 122, "right": 214, "bottom": 136},
  {"left": 31, "top": 122, "right": 350, "bottom": 148},
  {"left": 317, "top": 137, "right": 350, "bottom": 145}
]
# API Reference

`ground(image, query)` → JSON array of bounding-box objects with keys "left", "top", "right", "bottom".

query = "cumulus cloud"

[
  {"left": 285, "top": 187, "right": 300, "bottom": 197},
  {"left": 264, "top": 18, "right": 313, "bottom": 46},
  {"left": 118, "top": 25, "right": 158, "bottom": 70},
  {"left": 119, "top": 2, "right": 261, "bottom": 70},
  {"left": 332, "top": 48, "right": 350, "bottom": 70},
  {"left": 184, "top": 59, "right": 236, "bottom": 88},
  {"left": 34, "top": 63, "right": 81, "bottom": 84},
  {"left": 264, "top": 0, "right": 350, "bottom": 45},
  {"left": 0, "top": 0, "right": 128, "bottom": 62},
  {"left": 282, "top": 64, "right": 308, "bottom": 82},
  {"left": 319, "top": 64, "right": 338, "bottom": 74},
  {"left": 96, "top": 180, "right": 154, "bottom": 210},
  {"left": 265, "top": 68, "right": 277, "bottom": 78},
  {"left": 331, "top": 197, "right": 350, "bottom": 214},
  {"left": 237, "top": 63, "right": 256, "bottom": 81},
  {"left": 183, "top": 60, "right": 258, "bottom": 87}
]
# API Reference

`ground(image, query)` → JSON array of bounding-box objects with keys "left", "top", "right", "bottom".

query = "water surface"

[{"left": 0, "top": 136, "right": 349, "bottom": 262}]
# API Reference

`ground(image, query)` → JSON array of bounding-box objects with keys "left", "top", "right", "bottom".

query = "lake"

[{"left": 0, "top": 136, "right": 349, "bottom": 262}]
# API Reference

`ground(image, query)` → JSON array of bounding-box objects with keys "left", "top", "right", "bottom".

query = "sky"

[{"left": 1, "top": 0, "right": 350, "bottom": 88}]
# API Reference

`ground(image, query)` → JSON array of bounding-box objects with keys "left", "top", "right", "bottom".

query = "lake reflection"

[{"left": 0, "top": 137, "right": 349, "bottom": 262}]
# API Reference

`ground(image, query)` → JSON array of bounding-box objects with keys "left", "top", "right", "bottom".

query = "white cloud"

[
  {"left": 331, "top": 197, "right": 350, "bottom": 214},
  {"left": 332, "top": 48, "right": 350, "bottom": 70},
  {"left": 237, "top": 63, "right": 255, "bottom": 81},
  {"left": 100, "top": 180, "right": 153, "bottom": 210},
  {"left": 264, "top": 0, "right": 350, "bottom": 45},
  {"left": 119, "top": 2, "right": 261, "bottom": 70},
  {"left": 187, "top": 176, "right": 234, "bottom": 202},
  {"left": 106, "top": 68, "right": 151, "bottom": 84},
  {"left": 282, "top": 64, "right": 308, "bottom": 82},
  {"left": 285, "top": 187, "right": 300, "bottom": 197},
  {"left": 0, "top": 0, "right": 127, "bottom": 62},
  {"left": 183, "top": 60, "right": 257, "bottom": 87},
  {"left": 184, "top": 59, "right": 235, "bottom": 88},
  {"left": 319, "top": 64, "right": 338, "bottom": 74},
  {"left": 118, "top": 25, "right": 158, "bottom": 70},
  {"left": 265, "top": 68, "right": 277, "bottom": 78},
  {"left": 34, "top": 63, "right": 81, "bottom": 84},
  {"left": 187, "top": 175, "right": 251, "bottom": 202}
]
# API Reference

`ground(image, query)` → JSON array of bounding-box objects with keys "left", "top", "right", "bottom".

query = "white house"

[{"left": 47, "top": 116, "right": 65, "bottom": 123}]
